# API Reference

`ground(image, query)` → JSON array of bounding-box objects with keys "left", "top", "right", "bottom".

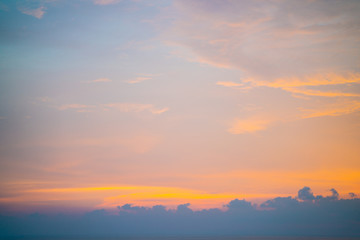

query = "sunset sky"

[{"left": 1, "top": 0, "right": 360, "bottom": 214}]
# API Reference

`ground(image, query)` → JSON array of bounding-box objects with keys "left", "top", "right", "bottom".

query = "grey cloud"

[
  {"left": 329, "top": 188, "right": 339, "bottom": 200},
  {"left": 1, "top": 187, "right": 359, "bottom": 237},
  {"left": 225, "top": 198, "right": 254, "bottom": 211},
  {"left": 298, "top": 186, "right": 315, "bottom": 201},
  {"left": 349, "top": 192, "right": 357, "bottom": 198}
]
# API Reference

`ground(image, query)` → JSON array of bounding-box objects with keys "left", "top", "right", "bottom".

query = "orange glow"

[{"left": 1, "top": 168, "right": 359, "bottom": 212}]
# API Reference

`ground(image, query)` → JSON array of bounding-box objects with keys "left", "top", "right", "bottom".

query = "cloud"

[
  {"left": 54, "top": 102, "right": 168, "bottom": 115},
  {"left": 169, "top": 1, "right": 360, "bottom": 81},
  {"left": 300, "top": 99, "right": 360, "bottom": 118},
  {"left": 126, "top": 77, "right": 152, "bottom": 84},
  {"left": 260, "top": 196, "right": 299, "bottom": 210},
  {"left": 57, "top": 104, "right": 95, "bottom": 112},
  {"left": 176, "top": 203, "right": 193, "bottom": 215},
  {"left": 85, "top": 78, "right": 112, "bottom": 83},
  {"left": 216, "top": 81, "right": 251, "bottom": 90},
  {"left": 94, "top": 0, "right": 122, "bottom": 5},
  {"left": 1, "top": 187, "right": 359, "bottom": 237},
  {"left": 228, "top": 118, "right": 271, "bottom": 134},
  {"left": 249, "top": 73, "right": 360, "bottom": 97},
  {"left": 103, "top": 103, "right": 169, "bottom": 114},
  {"left": 17, "top": 5, "right": 46, "bottom": 19},
  {"left": 329, "top": 188, "right": 339, "bottom": 200},
  {"left": 225, "top": 199, "right": 254, "bottom": 211},
  {"left": 166, "top": 0, "right": 360, "bottom": 126},
  {"left": 349, "top": 192, "right": 357, "bottom": 198},
  {"left": 297, "top": 186, "right": 315, "bottom": 201}
]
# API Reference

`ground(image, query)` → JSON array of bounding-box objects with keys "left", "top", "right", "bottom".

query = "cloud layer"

[{"left": 1, "top": 187, "right": 359, "bottom": 237}]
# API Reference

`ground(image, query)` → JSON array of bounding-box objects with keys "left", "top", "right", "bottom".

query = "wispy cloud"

[
  {"left": 94, "top": 0, "right": 122, "bottom": 5},
  {"left": 125, "top": 73, "right": 161, "bottom": 84},
  {"left": 216, "top": 81, "right": 252, "bottom": 91},
  {"left": 126, "top": 77, "right": 151, "bottom": 84},
  {"left": 300, "top": 100, "right": 360, "bottom": 118},
  {"left": 37, "top": 96, "right": 51, "bottom": 102},
  {"left": 228, "top": 118, "right": 272, "bottom": 134},
  {"left": 170, "top": 1, "right": 360, "bottom": 81},
  {"left": 103, "top": 103, "right": 169, "bottom": 114},
  {"left": 216, "top": 81, "right": 243, "bottom": 87},
  {"left": 84, "top": 78, "right": 112, "bottom": 83},
  {"left": 167, "top": 0, "right": 360, "bottom": 126},
  {"left": 55, "top": 102, "right": 169, "bottom": 115},
  {"left": 58, "top": 104, "right": 95, "bottom": 112},
  {"left": 17, "top": 5, "right": 46, "bottom": 19},
  {"left": 248, "top": 73, "right": 360, "bottom": 97},
  {"left": 282, "top": 87, "right": 360, "bottom": 98}
]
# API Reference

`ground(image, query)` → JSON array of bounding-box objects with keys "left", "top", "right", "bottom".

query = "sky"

[{"left": 1, "top": 0, "right": 360, "bottom": 219}]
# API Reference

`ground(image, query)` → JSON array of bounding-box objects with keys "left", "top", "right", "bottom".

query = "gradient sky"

[{"left": 0, "top": 0, "right": 360, "bottom": 213}]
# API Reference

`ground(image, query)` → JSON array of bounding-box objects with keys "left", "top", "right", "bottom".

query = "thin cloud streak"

[
  {"left": 54, "top": 102, "right": 169, "bottom": 115},
  {"left": 84, "top": 78, "right": 112, "bottom": 83},
  {"left": 126, "top": 77, "right": 152, "bottom": 84}
]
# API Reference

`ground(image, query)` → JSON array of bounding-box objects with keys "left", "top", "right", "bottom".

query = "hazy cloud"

[
  {"left": 17, "top": 5, "right": 46, "bottom": 19},
  {"left": 169, "top": 1, "right": 360, "bottom": 81},
  {"left": 94, "top": 0, "right": 122, "bottom": 5},
  {"left": 167, "top": 0, "right": 360, "bottom": 122}
]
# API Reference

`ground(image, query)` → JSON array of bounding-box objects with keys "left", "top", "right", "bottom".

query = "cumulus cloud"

[
  {"left": 225, "top": 199, "right": 254, "bottom": 211},
  {"left": 329, "top": 188, "right": 339, "bottom": 200},
  {"left": 297, "top": 186, "right": 315, "bottom": 201}
]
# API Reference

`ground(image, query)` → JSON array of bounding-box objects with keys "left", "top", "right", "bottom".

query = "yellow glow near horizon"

[{"left": 1, "top": 168, "right": 358, "bottom": 212}]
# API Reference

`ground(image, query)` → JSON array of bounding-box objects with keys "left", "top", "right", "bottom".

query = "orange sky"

[{"left": 0, "top": 0, "right": 360, "bottom": 213}]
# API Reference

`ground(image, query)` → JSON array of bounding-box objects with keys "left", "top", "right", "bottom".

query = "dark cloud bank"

[{"left": 0, "top": 187, "right": 359, "bottom": 238}]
